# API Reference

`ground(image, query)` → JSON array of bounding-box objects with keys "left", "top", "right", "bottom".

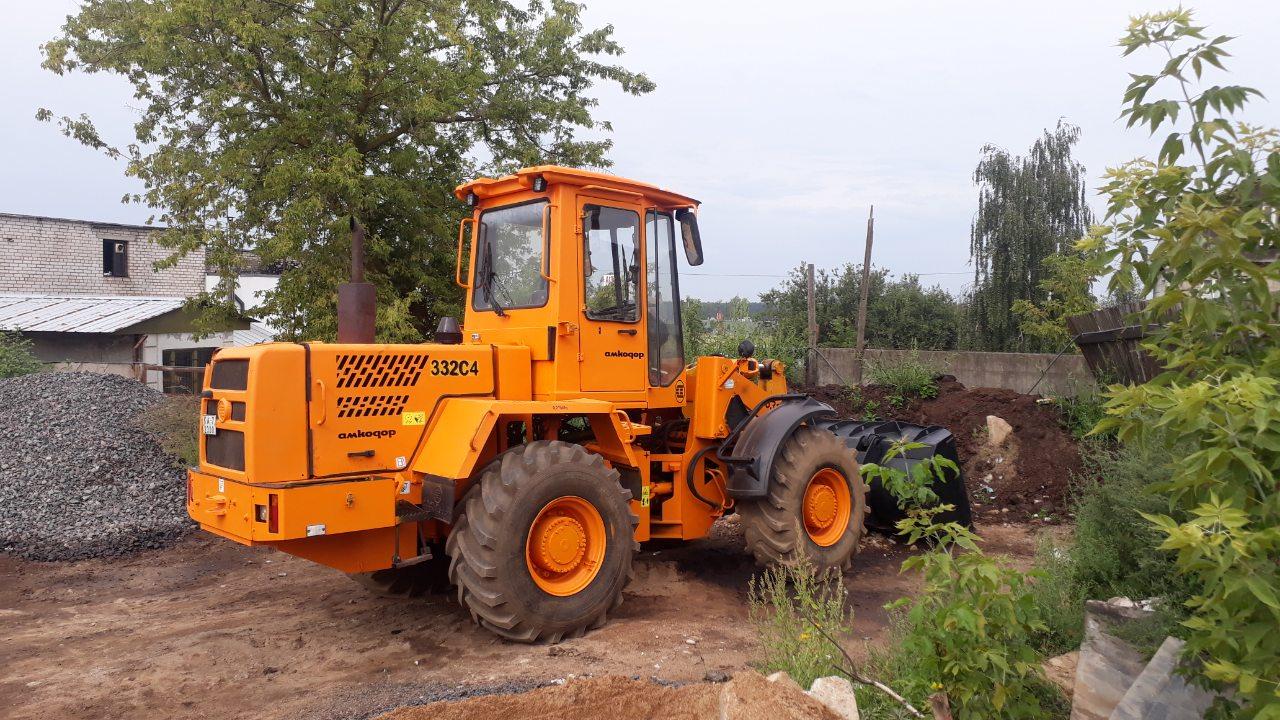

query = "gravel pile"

[{"left": 0, "top": 372, "right": 191, "bottom": 561}]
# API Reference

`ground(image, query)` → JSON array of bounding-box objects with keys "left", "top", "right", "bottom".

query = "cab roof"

[{"left": 453, "top": 165, "right": 699, "bottom": 208}]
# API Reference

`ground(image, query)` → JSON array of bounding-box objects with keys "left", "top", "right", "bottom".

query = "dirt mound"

[
  {"left": 377, "top": 671, "right": 838, "bottom": 720},
  {"left": 805, "top": 378, "right": 1081, "bottom": 522}
]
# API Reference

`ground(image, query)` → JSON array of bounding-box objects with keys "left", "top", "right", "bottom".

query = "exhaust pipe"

[{"left": 337, "top": 217, "right": 376, "bottom": 343}]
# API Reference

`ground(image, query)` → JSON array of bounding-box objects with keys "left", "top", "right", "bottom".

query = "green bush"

[
  {"left": 866, "top": 346, "right": 938, "bottom": 399},
  {"left": 883, "top": 511, "right": 1059, "bottom": 719},
  {"left": 1027, "top": 437, "right": 1195, "bottom": 656},
  {"left": 858, "top": 612, "right": 1071, "bottom": 720},
  {"left": 1054, "top": 390, "right": 1109, "bottom": 440},
  {"left": 747, "top": 558, "right": 848, "bottom": 689},
  {"left": 0, "top": 332, "right": 43, "bottom": 378}
]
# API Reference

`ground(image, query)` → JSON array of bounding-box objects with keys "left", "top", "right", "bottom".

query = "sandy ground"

[{"left": 0, "top": 517, "right": 1048, "bottom": 720}]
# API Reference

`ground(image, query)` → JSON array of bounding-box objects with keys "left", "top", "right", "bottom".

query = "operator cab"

[{"left": 453, "top": 167, "right": 704, "bottom": 405}]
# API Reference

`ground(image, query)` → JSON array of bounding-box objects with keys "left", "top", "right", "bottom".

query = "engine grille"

[
  {"left": 335, "top": 353, "right": 429, "bottom": 389},
  {"left": 205, "top": 429, "right": 246, "bottom": 471},
  {"left": 336, "top": 394, "right": 411, "bottom": 418}
]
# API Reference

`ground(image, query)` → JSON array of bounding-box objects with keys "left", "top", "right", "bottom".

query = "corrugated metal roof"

[
  {"left": 232, "top": 322, "right": 276, "bottom": 346},
  {"left": 0, "top": 294, "right": 186, "bottom": 333}
]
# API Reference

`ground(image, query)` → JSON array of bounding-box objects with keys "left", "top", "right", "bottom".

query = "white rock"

[
  {"left": 987, "top": 415, "right": 1013, "bottom": 446},
  {"left": 765, "top": 671, "right": 803, "bottom": 693},
  {"left": 807, "top": 676, "right": 860, "bottom": 720}
]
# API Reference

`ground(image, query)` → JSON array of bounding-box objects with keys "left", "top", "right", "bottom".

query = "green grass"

[
  {"left": 747, "top": 558, "right": 848, "bottom": 689},
  {"left": 1026, "top": 436, "right": 1195, "bottom": 657},
  {"left": 135, "top": 394, "right": 201, "bottom": 467},
  {"left": 866, "top": 346, "right": 938, "bottom": 399}
]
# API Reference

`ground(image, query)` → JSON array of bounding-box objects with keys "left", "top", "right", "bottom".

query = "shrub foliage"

[{"left": 1083, "top": 10, "right": 1280, "bottom": 716}]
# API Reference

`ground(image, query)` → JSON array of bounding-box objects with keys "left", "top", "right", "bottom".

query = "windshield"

[{"left": 472, "top": 200, "right": 549, "bottom": 313}]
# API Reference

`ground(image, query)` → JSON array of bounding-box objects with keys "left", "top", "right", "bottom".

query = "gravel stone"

[{"left": 0, "top": 372, "right": 191, "bottom": 561}]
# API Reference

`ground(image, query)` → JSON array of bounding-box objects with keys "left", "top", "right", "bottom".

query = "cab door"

[{"left": 578, "top": 198, "right": 647, "bottom": 393}]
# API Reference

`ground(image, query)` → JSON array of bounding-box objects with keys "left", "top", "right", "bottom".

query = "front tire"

[
  {"left": 445, "top": 441, "right": 638, "bottom": 643},
  {"left": 739, "top": 426, "right": 867, "bottom": 570}
]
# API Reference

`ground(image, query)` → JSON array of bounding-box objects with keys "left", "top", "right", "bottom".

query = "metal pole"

[
  {"left": 337, "top": 216, "right": 376, "bottom": 343},
  {"left": 806, "top": 262, "right": 817, "bottom": 386},
  {"left": 853, "top": 206, "right": 875, "bottom": 386}
]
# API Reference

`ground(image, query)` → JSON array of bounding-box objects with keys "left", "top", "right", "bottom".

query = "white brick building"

[{"left": 0, "top": 212, "right": 275, "bottom": 391}]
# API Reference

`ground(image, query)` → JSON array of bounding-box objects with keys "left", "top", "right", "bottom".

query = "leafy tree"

[
  {"left": 969, "top": 123, "right": 1094, "bottom": 352},
  {"left": 759, "top": 264, "right": 962, "bottom": 352},
  {"left": 1010, "top": 249, "right": 1098, "bottom": 350},
  {"left": 681, "top": 296, "right": 709, "bottom": 358},
  {"left": 39, "top": 0, "right": 653, "bottom": 340},
  {"left": 1085, "top": 10, "right": 1279, "bottom": 717}
]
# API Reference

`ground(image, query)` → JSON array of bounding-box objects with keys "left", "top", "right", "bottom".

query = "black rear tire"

[
  {"left": 445, "top": 441, "right": 638, "bottom": 643},
  {"left": 739, "top": 426, "right": 867, "bottom": 570}
]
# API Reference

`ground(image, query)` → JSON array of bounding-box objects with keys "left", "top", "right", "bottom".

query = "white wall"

[
  {"left": 205, "top": 273, "right": 278, "bottom": 315},
  {"left": 141, "top": 331, "right": 237, "bottom": 389}
]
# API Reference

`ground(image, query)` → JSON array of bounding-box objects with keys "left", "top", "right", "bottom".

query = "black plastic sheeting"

[{"left": 816, "top": 419, "right": 973, "bottom": 532}]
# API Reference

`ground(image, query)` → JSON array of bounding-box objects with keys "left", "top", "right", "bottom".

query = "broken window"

[{"left": 102, "top": 240, "right": 128, "bottom": 277}]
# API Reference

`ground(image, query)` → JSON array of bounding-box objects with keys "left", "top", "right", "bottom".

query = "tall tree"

[
  {"left": 759, "top": 263, "right": 962, "bottom": 352},
  {"left": 967, "top": 123, "right": 1093, "bottom": 352},
  {"left": 38, "top": 0, "right": 653, "bottom": 340}
]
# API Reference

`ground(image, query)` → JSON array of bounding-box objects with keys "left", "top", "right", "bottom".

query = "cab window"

[
  {"left": 583, "top": 205, "right": 640, "bottom": 322},
  {"left": 646, "top": 211, "right": 685, "bottom": 385},
  {"left": 473, "top": 200, "right": 548, "bottom": 313}
]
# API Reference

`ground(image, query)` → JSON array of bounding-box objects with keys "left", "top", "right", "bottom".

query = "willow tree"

[
  {"left": 38, "top": 0, "right": 653, "bottom": 340},
  {"left": 967, "top": 124, "right": 1093, "bottom": 352}
]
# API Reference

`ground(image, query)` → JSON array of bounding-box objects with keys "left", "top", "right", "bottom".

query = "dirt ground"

[{"left": 0, "top": 518, "right": 1048, "bottom": 720}]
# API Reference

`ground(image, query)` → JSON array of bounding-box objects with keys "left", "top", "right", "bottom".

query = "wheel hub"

[
  {"left": 524, "top": 496, "right": 607, "bottom": 597},
  {"left": 802, "top": 468, "right": 852, "bottom": 547},
  {"left": 533, "top": 515, "right": 587, "bottom": 573},
  {"left": 805, "top": 485, "right": 838, "bottom": 529}
]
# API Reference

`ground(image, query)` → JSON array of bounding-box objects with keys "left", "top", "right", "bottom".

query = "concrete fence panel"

[{"left": 814, "top": 347, "right": 1097, "bottom": 397}]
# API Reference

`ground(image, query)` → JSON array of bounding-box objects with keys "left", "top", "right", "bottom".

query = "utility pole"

[
  {"left": 806, "top": 262, "right": 817, "bottom": 387},
  {"left": 853, "top": 206, "right": 875, "bottom": 385}
]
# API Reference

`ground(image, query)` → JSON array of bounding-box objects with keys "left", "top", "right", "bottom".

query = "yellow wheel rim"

[
  {"left": 525, "top": 496, "right": 606, "bottom": 596},
  {"left": 802, "top": 468, "right": 852, "bottom": 547}
]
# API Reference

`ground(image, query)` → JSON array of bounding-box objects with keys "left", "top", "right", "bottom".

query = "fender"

[{"left": 721, "top": 396, "right": 838, "bottom": 498}]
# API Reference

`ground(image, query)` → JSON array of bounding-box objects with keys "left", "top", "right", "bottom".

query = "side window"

[
  {"left": 646, "top": 211, "right": 685, "bottom": 386},
  {"left": 583, "top": 205, "right": 640, "bottom": 322}
]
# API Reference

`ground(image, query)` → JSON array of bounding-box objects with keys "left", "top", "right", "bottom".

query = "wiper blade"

[{"left": 479, "top": 240, "right": 506, "bottom": 317}]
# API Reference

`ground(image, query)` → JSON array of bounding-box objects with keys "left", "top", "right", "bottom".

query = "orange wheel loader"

[{"left": 187, "top": 166, "right": 970, "bottom": 642}]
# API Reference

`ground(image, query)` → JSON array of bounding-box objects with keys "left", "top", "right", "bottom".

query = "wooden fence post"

[{"left": 853, "top": 206, "right": 875, "bottom": 386}]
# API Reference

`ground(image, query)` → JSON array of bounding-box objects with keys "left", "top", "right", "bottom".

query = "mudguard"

[{"left": 722, "top": 396, "right": 838, "bottom": 498}]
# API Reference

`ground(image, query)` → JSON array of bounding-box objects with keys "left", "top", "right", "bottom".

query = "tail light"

[
  {"left": 186, "top": 475, "right": 193, "bottom": 505},
  {"left": 268, "top": 493, "right": 279, "bottom": 533}
]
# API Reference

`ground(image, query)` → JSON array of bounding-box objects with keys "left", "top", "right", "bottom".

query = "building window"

[
  {"left": 102, "top": 240, "right": 128, "bottom": 277},
  {"left": 162, "top": 347, "right": 217, "bottom": 394}
]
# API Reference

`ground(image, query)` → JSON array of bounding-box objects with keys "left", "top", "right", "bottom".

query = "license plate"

[{"left": 202, "top": 414, "right": 217, "bottom": 436}]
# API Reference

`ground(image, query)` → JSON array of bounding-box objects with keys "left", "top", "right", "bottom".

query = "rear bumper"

[{"left": 187, "top": 469, "right": 399, "bottom": 545}]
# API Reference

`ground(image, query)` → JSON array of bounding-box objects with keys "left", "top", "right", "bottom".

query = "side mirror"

[{"left": 675, "top": 208, "right": 704, "bottom": 266}]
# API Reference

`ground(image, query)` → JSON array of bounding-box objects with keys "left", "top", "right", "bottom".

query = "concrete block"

[
  {"left": 1109, "top": 637, "right": 1215, "bottom": 720},
  {"left": 1071, "top": 599, "right": 1153, "bottom": 720}
]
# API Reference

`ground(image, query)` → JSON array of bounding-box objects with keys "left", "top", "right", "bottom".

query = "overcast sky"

[{"left": 3, "top": 1, "right": 1278, "bottom": 301}]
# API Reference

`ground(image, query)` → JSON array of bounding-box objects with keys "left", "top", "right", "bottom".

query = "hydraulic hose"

[{"left": 685, "top": 444, "right": 725, "bottom": 510}]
